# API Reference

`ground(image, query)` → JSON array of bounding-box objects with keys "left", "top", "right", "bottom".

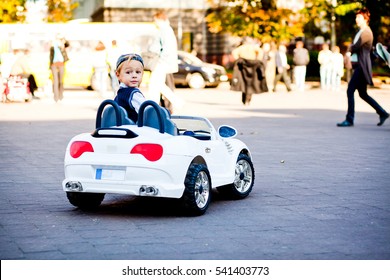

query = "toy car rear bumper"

[
  {"left": 62, "top": 176, "right": 184, "bottom": 198},
  {"left": 63, "top": 154, "right": 190, "bottom": 198}
]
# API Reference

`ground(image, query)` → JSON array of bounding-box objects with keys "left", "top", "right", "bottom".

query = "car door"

[
  {"left": 173, "top": 57, "right": 188, "bottom": 84},
  {"left": 202, "top": 138, "right": 233, "bottom": 187}
]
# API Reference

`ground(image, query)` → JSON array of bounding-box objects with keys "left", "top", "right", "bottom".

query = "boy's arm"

[{"left": 130, "top": 91, "right": 147, "bottom": 113}]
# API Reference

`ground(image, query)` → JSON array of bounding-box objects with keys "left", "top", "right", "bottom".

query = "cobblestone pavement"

[{"left": 1, "top": 82, "right": 389, "bottom": 260}]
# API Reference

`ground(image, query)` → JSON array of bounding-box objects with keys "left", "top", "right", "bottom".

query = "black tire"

[
  {"left": 66, "top": 192, "right": 105, "bottom": 210},
  {"left": 218, "top": 153, "right": 254, "bottom": 199},
  {"left": 181, "top": 163, "right": 211, "bottom": 216}
]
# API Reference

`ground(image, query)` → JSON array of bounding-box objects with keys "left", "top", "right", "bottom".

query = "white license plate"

[{"left": 96, "top": 168, "right": 125, "bottom": 180}]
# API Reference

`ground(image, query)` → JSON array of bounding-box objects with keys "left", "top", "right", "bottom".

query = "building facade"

[{"left": 75, "top": 0, "right": 230, "bottom": 65}]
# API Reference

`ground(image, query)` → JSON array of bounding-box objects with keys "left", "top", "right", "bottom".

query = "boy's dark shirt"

[{"left": 114, "top": 87, "right": 143, "bottom": 123}]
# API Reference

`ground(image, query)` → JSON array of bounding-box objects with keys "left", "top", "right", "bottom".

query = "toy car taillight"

[
  {"left": 70, "top": 141, "right": 94, "bottom": 158},
  {"left": 130, "top": 143, "right": 163, "bottom": 161}
]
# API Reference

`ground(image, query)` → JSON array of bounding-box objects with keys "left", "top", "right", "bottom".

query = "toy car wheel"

[
  {"left": 181, "top": 163, "right": 211, "bottom": 216},
  {"left": 187, "top": 72, "right": 206, "bottom": 89},
  {"left": 66, "top": 192, "right": 105, "bottom": 210},
  {"left": 218, "top": 153, "right": 254, "bottom": 199}
]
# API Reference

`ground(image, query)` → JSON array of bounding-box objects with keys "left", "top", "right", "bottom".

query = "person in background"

[
  {"left": 273, "top": 44, "right": 292, "bottom": 92},
  {"left": 147, "top": 11, "right": 183, "bottom": 113},
  {"left": 10, "top": 49, "right": 39, "bottom": 99},
  {"left": 114, "top": 53, "right": 146, "bottom": 123},
  {"left": 160, "top": 74, "right": 175, "bottom": 113},
  {"left": 231, "top": 36, "right": 265, "bottom": 105},
  {"left": 49, "top": 35, "right": 69, "bottom": 102},
  {"left": 292, "top": 40, "right": 310, "bottom": 91},
  {"left": 92, "top": 41, "right": 108, "bottom": 97},
  {"left": 107, "top": 40, "right": 121, "bottom": 96},
  {"left": 330, "top": 46, "right": 344, "bottom": 91},
  {"left": 318, "top": 43, "right": 333, "bottom": 90},
  {"left": 262, "top": 42, "right": 276, "bottom": 92},
  {"left": 344, "top": 51, "right": 353, "bottom": 83},
  {"left": 337, "top": 8, "right": 389, "bottom": 127}
]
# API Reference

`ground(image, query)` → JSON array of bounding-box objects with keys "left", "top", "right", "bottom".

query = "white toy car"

[{"left": 62, "top": 100, "right": 255, "bottom": 215}]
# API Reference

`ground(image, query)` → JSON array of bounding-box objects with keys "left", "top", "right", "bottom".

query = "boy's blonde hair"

[{"left": 116, "top": 54, "right": 144, "bottom": 71}]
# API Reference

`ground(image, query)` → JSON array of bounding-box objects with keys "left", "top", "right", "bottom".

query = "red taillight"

[
  {"left": 130, "top": 144, "right": 163, "bottom": 161},
  {"left": 70, "top": 141, "right": 94, "bottom": 158}
]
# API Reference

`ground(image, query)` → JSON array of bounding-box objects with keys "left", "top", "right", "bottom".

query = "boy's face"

[{"left": 116, "top": 59, "right": 144, "bottom": 88}]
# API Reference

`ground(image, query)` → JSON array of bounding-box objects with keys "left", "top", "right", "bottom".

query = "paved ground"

[{"left": 1, "top": 82, "right": 389, "bottom": 260}]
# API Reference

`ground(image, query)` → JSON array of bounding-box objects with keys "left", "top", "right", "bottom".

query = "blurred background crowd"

[{"left": 1, "top": 0, "right": 389, "bottom": 101}]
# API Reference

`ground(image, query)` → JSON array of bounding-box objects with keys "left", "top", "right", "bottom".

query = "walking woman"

[{"left": 337, "top": 8, "right": 389, "bottom": 127}]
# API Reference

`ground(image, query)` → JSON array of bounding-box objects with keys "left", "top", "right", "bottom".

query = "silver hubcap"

[
  {"left": 234, "top": 159, "right": 253, "bottom": 193},
  {"left": 189, "top": 73, "right": 205, "bottom": 89},
  {"left": 194, "top": 171, "right": 210, "bottom": 208}
]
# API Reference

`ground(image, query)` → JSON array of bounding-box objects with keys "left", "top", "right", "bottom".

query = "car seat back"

[
  {"left": 96, "top": 99, "right": 134, "bottom": 128},
  {"left": 137, "top": 100, "right": 177, "bottom": 135}
]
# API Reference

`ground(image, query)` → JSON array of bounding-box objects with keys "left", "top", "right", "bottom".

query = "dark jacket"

[
  {"left": 231, "top": 58, "right": 268, "bottom": 94},
  {"left": 114, "top": 87, "right": 143, "bottom": 123},
  {"left": 350, "top": 27, "right": 373, "bottom": 85}
]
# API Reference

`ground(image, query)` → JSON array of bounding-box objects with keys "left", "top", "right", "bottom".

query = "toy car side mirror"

[{"left": 218, "top": 125, "right": 237, "bottom": 138}]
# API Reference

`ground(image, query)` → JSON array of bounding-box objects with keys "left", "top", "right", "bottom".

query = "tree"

[
  {"left": 365, "top": 0, "right": 390, "bottom": 45},
  {"left": 205, "top": 0, "right": 304, "bottom": 42},
  {"left": 303, "top": 0, "right": 390, "bottom": 47},
  {"left": 0, "top": 0, "right": 27, "bottom": 23},
  {"left": 46, "top": 0, "right": 79, "bottom": 22},
  {"left": 0, "top": 0, "right": 78, "bottom": 23},
  {"left": 206, "top": 0, "right": 390, "bottom": 48}
]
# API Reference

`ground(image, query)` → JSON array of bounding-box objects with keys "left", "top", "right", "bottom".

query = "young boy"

[{"left": 114, "top": 53, "right": 146, "bottom": 123}]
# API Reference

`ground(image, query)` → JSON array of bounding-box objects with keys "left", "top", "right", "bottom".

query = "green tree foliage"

[
  {"left": 0, "top": 0, "right": 78, "bottom": 23},
  {"left": 303, "top": 1, "right": 364, "bottom": 47},
  {"left": 206, "top": 0, "right": 390, "bottom": 47},
  {"left": 0, "top": 0, "right": 27, "bottom": 23},
  {"left": 206, "top": 0, "right": 305, "bottom": 42},
  {"left": 303, "top": 0, "right": 389, "bottom": 47},
  {"left": 46, "top": 0, "right": 79, "bottom": 22},
  {"left": 301, "top": 0, "right": 333, "bottom": 40},
  {"left": 365, "top": 0, "right": 390, "bottom": 45}
]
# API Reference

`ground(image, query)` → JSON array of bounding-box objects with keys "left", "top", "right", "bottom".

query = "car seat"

[
  {"left": 137, "top": 100, "right": 177, "bottom": 135},
  {"left": 96, "top": 99, "right": 134, "bottom": 128}
]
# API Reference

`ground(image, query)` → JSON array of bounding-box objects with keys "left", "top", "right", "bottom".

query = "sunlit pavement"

[{"left": 1, "top": 81, "right": 389, "bottom": 121}]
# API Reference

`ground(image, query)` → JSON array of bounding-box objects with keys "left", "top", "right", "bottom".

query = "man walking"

[
  {"left": 293, "top": 40, "right": 310, "bottom": 91},
  {"left": 273, "top": 44, "right": 292, "bottom": 92}
]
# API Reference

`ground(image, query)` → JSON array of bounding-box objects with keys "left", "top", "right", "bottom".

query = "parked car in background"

[{"left": 174, "top": 51, "right": 228, "bottom": 89}]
